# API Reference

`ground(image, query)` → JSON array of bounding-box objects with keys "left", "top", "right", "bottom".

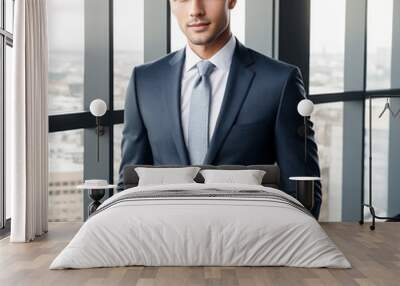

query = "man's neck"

[{"left": 188, "top": 29, "right": 232, "bottom": 59}]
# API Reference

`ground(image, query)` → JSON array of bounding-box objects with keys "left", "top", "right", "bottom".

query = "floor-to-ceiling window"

[
  {"left": 44, "top": 0, "right": 400, "bottom": 225},
  {"left": 309, "top": 0, "right": 345, "bottom": 95},
  {"left": 364, "top": 98, "right": 390, "bottom": 219},
  {"left": 48, "top": 130, "right": 84, "bottom": 221},
  {"left": 48, "top": 0, "right": 144, "bottom": 222},
  {"left": 113, "top": 0, "right": 144, "bottom": 184},
  {"left": 312, "top": 103, "right": 344, "bottom": 222},
  {"left": 47, "top": 0, "right": 85, "bottom": 222},
  {"left": 113, "top": 0, "right": 144, "bottom": 110},
  {"left": 1, "top": 0, "right": 14, "bottom": 232},
  {"left": 363, "top": 0, "right": 393, "bottom": 219},
  {"left": 309, "top": 0, "right": 346, "bottom": 221},
  {"left": 309, "top": 0, "right": 400, "bottom": 222},
  {"left": 367, "top": 0, "right": 393, "bottom": 91},
  {"left": 48, "top": 0, "right": 84, "bottom": 114}
]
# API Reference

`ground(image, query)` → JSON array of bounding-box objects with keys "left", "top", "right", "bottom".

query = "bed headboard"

[{"left": 123, "top": 165, "right": 280, "bottom": 190}]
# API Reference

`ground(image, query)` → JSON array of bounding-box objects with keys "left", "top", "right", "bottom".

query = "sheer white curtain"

[{"left": 6, "top": 0, "right": 48, "bottom": 242}]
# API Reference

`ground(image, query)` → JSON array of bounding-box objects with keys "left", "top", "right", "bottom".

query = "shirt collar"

[{"left": 184, "top": 35, "right": 236, "bottom": 73}]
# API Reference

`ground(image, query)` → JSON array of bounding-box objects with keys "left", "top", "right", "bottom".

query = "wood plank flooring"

[{"left": 0, "top": 222, "right": 399, "bottom": 286}]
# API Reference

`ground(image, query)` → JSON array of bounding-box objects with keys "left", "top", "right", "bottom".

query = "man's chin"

[{"left": 187, "top": 34, "right": 216, "bottom": 46}]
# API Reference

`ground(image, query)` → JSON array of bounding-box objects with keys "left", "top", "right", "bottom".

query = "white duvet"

[{"left": 50, "top": 183, "right": 351, "bottom": 269}]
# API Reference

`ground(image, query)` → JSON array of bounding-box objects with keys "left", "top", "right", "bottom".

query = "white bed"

[{"left": 50, "top": 183, "right": 351, "bottom": 269}]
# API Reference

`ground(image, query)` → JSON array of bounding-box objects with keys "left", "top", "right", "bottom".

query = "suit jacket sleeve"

[
  {"left": 117, "top": 67, "right": 153, "bottom": 191},
  {"left": 274, "top": 67, "right": 322, "bottom": 219}
]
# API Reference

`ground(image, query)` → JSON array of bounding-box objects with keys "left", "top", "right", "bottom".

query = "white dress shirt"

[{"left": 180, "top": 35, "right": 236, "bottom": 149}]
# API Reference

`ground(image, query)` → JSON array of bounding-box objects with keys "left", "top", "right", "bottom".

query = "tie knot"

[{"left": 196, "top": 60, "right": 215, "bottom": 77}]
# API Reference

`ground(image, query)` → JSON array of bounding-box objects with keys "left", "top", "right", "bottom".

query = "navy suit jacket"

[{"left": 118, "top": 38, "right": 322, "bottom": 219}]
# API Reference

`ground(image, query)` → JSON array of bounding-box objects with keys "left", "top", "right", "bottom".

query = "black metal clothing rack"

[{"left": 359, "top": 95, "right": 400, "bottom": 230}]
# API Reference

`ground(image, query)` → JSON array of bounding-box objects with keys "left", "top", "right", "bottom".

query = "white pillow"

[
  {"left": 135, "top": 167, "right": 201, "bottom": 186},
  {"left": 200, "top": 169, "right": 266, "bottom": 185}
]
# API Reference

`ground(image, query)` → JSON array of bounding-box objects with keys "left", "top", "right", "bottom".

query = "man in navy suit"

[{"left": 118, "top": 0, "right": 322, "bottom": 219}]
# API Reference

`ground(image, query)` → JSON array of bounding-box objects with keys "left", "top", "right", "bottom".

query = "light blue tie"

[{"left": 188, "top": 60, "right": 215, "bottom": 165}]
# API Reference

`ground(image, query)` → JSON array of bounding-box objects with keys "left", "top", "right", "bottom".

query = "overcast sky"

[
  {"left": 47, "top": 0, "right": 393, "bottom": 54},
  {"left": 310, "top": 0, "right": 393, "bottom": 54}
]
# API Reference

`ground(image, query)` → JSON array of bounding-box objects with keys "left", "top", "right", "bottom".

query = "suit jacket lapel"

[
  {"left": 161, "top": 48, "right": 190, "bottom": 165},
  {"left": 160, "top": 40, "right": 255, "bottom": 166},
  {"left": 203, "top": 40, "right": 256, "bottom": 164}
]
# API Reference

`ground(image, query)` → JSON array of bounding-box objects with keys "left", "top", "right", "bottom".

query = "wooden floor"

[{"left": 0, "top": 222, "right": 399, "bottom": 286}]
